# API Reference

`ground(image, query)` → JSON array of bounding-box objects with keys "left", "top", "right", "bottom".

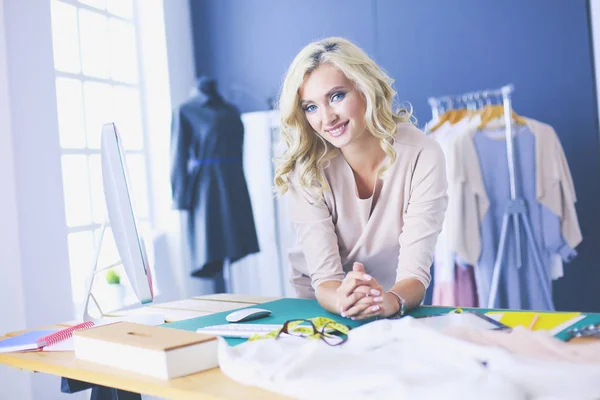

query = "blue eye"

[
  {"left": 331, "top": 92, "right": 346, "bottom": 102},
  {"left": 304, "top": 104, "right": 317, "bottom": 113}
]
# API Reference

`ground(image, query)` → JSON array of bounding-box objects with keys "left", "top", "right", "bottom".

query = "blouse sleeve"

[
  {"left": 396, "top": 141, "right": 449, "bottom": 289},
  {"left": 553, "top": 131, "right": 583, "bottom": 249},
  {"left": 286, "top": 174, "right": 345, "bottom": 289}
]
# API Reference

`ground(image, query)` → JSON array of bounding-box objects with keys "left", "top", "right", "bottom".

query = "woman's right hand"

[{"left": 336, "top": 262, "right": 383, "bottom": 317}]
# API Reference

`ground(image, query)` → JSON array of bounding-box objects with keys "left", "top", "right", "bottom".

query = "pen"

[{"left": 528, "top": 313, "right": 539, "bottom": 330}]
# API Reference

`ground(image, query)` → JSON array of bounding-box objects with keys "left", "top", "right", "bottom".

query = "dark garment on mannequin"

[
  {"left": 191, "top": 260, "right": 227, "bottom": 293},
  {"left": 191, "top": 260, "right": 224, "bottom": 278},
  {"left": 171, "top": 77, "right": 259, "bottom": 279},
  {"left": 191, "top": 256, "right": 242, "bottom": 278}
]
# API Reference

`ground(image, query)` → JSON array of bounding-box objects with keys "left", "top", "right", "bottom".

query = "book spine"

[{"left": 36, "top": 321, "right": 96, "bottom": 347}]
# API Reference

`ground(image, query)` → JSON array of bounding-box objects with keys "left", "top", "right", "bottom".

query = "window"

[{"left": 50, "top": 0, "right": 153, "bottom": 315}]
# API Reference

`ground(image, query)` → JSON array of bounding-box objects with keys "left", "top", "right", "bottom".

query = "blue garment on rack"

[{"left": 473, "top": 125, "right": 577, "bottom": 311}]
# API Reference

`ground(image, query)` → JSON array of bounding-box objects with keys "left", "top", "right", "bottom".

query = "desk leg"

[{"left": 61, "top": 377, "right": 142, "bottom": 400}]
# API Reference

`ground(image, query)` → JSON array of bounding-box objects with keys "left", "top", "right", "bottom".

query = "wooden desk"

[
  {"left": 1, "top": 295, "right": 596, "bottom": 399},
  {"left": 0, "top": 295, "right": 287, "bottom": 400}
]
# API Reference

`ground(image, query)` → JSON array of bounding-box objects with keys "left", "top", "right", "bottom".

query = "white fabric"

[
  {"left": 550, "top": 253, "right": 564, "bottom": 280},
  {"left": 432, "top": 116, "right": 481, "bottom": 285},
  {"left": 218, "top": 317, "right": 600, "bottom": 399}
]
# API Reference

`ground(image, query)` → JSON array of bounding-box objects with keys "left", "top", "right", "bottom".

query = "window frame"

[{"left": 50, "top": 0, "right": 156, "bottom": 314}]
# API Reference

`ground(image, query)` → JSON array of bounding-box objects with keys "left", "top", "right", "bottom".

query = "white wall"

[
  {"left": 0, "top": 0, "right": 89, "bottom": 399},
  {"left": 162, "top": 0, "right": 196, "bottom": 109},
  {"left": 161, "top": 0, "right": 214, "bottom": 297},
  {"left": 3, "top": 0, "right": 74, "bottom": 325},
  {"left": 0, "top": 0, "right": 32, "bottom": 398},
  {"left": 136, "top": 0, "right": 181, "bottom": 302},
  {"left": 1, "top": 0, "right": 80, "bottom": 398},
  {"left": 138, "top": 0, "right": 173, "bottom": 233}
]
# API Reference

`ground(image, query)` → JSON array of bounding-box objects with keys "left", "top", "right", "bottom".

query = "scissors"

[{"left": 566, "top": 324, "right": 600, "bottom": 340}]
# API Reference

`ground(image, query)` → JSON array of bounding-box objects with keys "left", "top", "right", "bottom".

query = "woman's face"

[{"left": 299, "top": 63, "right": 368, "bottom": 149}]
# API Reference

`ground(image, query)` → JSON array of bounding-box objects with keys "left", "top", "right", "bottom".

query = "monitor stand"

[
  {"left": 82, "top": 221, "right": 121, "bottom": 322},
  {"left": 81, "top": 221, "right": 147, "bottom": 322}
]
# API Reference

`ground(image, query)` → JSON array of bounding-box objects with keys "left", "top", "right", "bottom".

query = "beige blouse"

[{"left": 285, "top": 123, "right": 448, "bottom": 298}]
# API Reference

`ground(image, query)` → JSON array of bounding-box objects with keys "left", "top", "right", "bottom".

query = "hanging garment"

[
  {"left": 455, "top": 261, "right": 479, "bottom": 307},
  {"left": 449, "top": 118, "right": 582, "bottom": 267},
  {"left": 451, "top": 122, "right": 579, "bottom": 310},
  {"left": 170, "top": 80, "right": 260, "bottom": 276},
  {"left": 431, "top": 115, "right": 482, "bottom": 306},
  {"left": 286, "top": 123, "right": 447, "bottom": 298}
]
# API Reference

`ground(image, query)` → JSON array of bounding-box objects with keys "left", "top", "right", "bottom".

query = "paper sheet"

[{"left": 485, "top": 311, "right": 583, "bottom": 334}]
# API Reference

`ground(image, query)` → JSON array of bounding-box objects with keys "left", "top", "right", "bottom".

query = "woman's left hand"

[
  {"left": 349, "top": 290, "right": 400, "bottom": 320},
  {"left": 339, "top": 262, "right": 384, "bottom": 319},
  {"left": 341, "top": 284, "right": 384, "bottom": 319}
]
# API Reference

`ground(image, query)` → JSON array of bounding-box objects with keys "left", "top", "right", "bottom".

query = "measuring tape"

[{"left": 248, "top": 317, "right": 350, "bottom": 342}]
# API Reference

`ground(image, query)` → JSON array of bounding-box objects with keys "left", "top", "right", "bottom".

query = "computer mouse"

[{"left": 225, "top": 308, "right": 272, "bottom": 323}]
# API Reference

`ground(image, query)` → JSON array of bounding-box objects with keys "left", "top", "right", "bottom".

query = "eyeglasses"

[
  {"left": 277, "top": 318, "right": 350, "bottom": 346},
  {"left": 248, "top": 317, "right": 350, "bottom": 347}
]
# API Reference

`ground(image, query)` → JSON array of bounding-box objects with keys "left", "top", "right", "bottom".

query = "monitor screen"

[{"left": 101, "top": 123, "right": 154, "bottom": 305}]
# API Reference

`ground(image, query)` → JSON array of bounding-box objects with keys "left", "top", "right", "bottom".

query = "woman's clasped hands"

[{"left": 336, "top": 262, "right": 399, "bottom": 320}]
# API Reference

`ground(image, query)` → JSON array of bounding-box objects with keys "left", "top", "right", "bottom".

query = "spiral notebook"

[
  {"left": 0, "top": 314, "right": 166, "bottom": 353},
  {"left": 0, "top": 321, "right": 95, "bottom": 353}
]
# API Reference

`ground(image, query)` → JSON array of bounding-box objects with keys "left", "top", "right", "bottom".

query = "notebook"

[
  {"left": 0, "top": 313, "right": 166, "bottom": 353},
  {"left": 0, "top": 330, "right": 60, "bottom": 353},
  {"left": 0, "top": 321, "right": 96, "bottom": 353}
]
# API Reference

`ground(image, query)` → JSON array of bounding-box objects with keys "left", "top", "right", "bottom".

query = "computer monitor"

[
  {"left": 82, "top": 123, "right": 154, "bottom": 321},
  {"left": 101, "top": 122, "right": 154, "bottom": 302}
]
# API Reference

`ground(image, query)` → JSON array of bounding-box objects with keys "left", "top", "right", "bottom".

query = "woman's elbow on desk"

[{"left": 315, "top": 280, "right": 343, "bottom": 314}]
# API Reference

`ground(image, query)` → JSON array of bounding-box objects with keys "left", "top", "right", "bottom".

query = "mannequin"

[
  {"left": 190, "top": 76, "right": 224, "bottom": 104},
  {"left": 171, "top": 77, "right": 260, "bottom": 293}
]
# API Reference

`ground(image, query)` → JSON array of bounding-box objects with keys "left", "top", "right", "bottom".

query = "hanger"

[
  {"left": 429, "top": 98, "right": 469, "bottom": 133},
  {"left": 447, "top": 96, "right": 471, "bottom": 125},
  {"left": 477, "top": 104, "right": 526, "bottom": 129},
  {"left": 428, "top": 100, "right": 452, "bottom": 133},
  {"left": 429, "top": 109, "right": 463, "bottom": 133},
  {"left": 462, "top": 93, "right": 479, "bottom": 120}
]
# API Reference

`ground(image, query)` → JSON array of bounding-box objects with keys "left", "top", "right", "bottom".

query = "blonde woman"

[{"left": 274, "top": 37, "right": 448, "bottom": 320}]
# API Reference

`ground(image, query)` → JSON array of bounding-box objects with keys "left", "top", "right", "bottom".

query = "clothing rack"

[
  {"left": 428, "top": 86, "right": 509, "bottom": 119},
  {"left": 429, "top": 84, "right": 555, "bottom": 310}
]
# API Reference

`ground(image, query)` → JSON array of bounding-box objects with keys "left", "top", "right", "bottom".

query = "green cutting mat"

[
  {"left": 162, "top": 298, "right": 369, "bottom": 346},
  {"left": 162, "top": 298, "right": 600, "bottom": 344}
]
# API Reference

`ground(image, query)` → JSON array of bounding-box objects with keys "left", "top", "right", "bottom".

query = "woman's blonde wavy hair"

[{"left": 273, "top": 37, "right": 414, "bottom": 198}]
